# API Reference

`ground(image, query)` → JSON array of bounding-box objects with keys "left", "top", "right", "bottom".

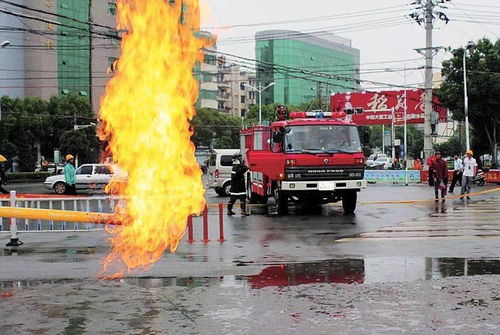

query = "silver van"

[{"left": 207, "top": 149, "right": 240, "bottom": 196}]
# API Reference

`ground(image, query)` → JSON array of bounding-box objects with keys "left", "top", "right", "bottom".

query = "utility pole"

[
  {"left": 410, "top": 0, "right": 449, "bottom": 166},
  {"left": 423, "top": 0, "right": 434, "bottom": 164},
  {"left": 88, "top": 0, "right": 93, "bottom": 113}
]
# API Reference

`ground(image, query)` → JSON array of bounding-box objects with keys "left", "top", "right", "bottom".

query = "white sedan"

[{"left": 44, "top": 164, "right": 115, "bottom": 194}]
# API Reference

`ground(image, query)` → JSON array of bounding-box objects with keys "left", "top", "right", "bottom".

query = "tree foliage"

[
  {"left": 191, "top": 109, "right": 241, "bottom": 149},
  {"left": 439, "top": 38, "right": 500, "bottom": 163},
  {"left": 434, "top": 134, "right": 463, "bottom": 157},
  {"left": 0, "top": 94, "right": 97, "bottom": 171}
]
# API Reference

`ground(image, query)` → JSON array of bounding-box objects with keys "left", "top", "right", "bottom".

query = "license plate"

[{"left": 318, "top": 181, "right": 336, "bottom": 191}]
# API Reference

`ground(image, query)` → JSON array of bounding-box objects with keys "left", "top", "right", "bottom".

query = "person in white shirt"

[
  {"left": 449, "top": 154, "right": 463, "bottom": 193},
  {"left": 461, "top": 150, "right": 477, "bottom": 199}
]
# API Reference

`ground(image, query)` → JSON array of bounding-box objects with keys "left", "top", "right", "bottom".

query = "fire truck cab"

[{"left": 241, "top": 109, "right": 367, "bottom": 215}]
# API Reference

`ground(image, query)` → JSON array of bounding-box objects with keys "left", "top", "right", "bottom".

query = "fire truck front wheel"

[
  {"left": 342, "top": 190, "right": 357, "bottom": 214},
  {"left": 274, "top": 189, "right": 289, "bottom": 215}
]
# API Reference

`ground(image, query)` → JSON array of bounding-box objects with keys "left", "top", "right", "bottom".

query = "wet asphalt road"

[{"left": 1, "top": 183, "right": 500, "bottom": 333}]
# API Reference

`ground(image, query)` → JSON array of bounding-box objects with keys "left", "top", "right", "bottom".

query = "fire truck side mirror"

[{"left": 272, "top": 131, "right": 284, "bottom": 144}]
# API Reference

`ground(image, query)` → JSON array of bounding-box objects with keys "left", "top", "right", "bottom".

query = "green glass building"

[
  {"left": 57, "top": 0, "right": 91, "bottom": 97},
  {"left": 255, "top": 30, "right": 360, "bottom": 106}
]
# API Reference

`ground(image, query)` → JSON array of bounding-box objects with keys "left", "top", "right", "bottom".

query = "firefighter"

[
  {"left": 227, "top": 154, "right": 249, "bottom": 216},
  {"left": 275, "top": 105, "right": 289, "bottom": 121}
]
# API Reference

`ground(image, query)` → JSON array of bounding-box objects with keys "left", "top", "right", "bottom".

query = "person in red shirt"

[
  {"left": 427, "top": 155, "right": 436, "bottom": 186},
  {"left": 430, "top": 151, "right": 448, "bottom": 201}
]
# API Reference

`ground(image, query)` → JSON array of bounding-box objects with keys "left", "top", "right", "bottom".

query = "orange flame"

[{"left": 98, "top": 0, "right": 211, "bottom": 277}]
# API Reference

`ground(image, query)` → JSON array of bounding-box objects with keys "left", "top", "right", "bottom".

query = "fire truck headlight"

[
  {"left": 287, "top": 173, "right": 294, "bottom": 179},
  {"left": 349, "top": 172, "right": 362, "bottom": 178}
]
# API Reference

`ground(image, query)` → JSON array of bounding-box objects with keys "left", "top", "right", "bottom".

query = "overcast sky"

[{"left": 202, "top": 0, "right": 499, "bottom": 90}]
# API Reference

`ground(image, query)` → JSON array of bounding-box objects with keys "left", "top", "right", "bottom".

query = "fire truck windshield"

[{"left": 284, "top": 125, "right": 361, "bottom": 154}]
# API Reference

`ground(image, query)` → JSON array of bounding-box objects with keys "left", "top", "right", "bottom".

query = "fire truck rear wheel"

[
  {"left": 247, "top": 181, "right": 267, "bottom": 204},
  {"left": 342, "top": 190, "right": 357, "bottom": 214}
]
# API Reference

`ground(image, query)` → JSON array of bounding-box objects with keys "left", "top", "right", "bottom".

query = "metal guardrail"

[{"left": 0, "top": 192, "right": 118, "bottom": 232}]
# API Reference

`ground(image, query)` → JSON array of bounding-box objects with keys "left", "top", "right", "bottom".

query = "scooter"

[{"left": 472, "top": 170, "right": 486, "bottom": 186}]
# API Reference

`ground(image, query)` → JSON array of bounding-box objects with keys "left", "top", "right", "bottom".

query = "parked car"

[
  {"left": 207, "top": 149, "right": 240, "bottom": 196},
  {"left": 44, "top": 164, "right": 115, "bottom": 194},
  {"left": 366, "top": 154, "right": 391, "bottom": 169}
]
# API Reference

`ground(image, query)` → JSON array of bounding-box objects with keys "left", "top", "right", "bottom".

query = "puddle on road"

[{"left": 2, "top": 257, "right": 500, "bottom": 291}]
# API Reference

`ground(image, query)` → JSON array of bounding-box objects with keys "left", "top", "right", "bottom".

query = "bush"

[{"left": 5, "top": 172, "right": 52, "bottom": 183}]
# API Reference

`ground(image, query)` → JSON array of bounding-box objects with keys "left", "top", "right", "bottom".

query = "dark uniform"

[
  {"left": 0, "top": 163, "right": 8, "bottom": 194},
  {"left": 227, "top": 155, "right": 248, "bottom": 216}
]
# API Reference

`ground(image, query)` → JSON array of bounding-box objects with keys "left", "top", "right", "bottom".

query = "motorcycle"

[{"left": 472, "top": 170, "right": 486, "bottom": 186}]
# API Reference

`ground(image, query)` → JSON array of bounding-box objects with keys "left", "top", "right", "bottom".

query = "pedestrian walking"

[
  {"left": 430, "top": 151, "right": 448, "bottom": 201},
  {"left": 461, "top": 150, "right": 477, "bottom": 200},
  {"left": 64, "top": 154, "right": 77, "bottom": 195},
  {"left": 0, "top": 154, "right": 9, "bottom": 194},
  {"left": 227, "top": 154, "right": 249, "bottom": 216},
  {"left": 449, "top": 154, "right": 463, "bottom": 193}
]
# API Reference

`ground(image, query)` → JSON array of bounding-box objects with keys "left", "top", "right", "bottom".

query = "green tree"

[
  {"left": 439, "top": 38, "right": 500, "bottom": 163},
  {"left": 434, "top": 135, "right": 463, "bottom": 157},
  {"left": 192, "top": 109, "right": 241, "bottom": 149},
  {"left": 0, "top": 94, "right": 98, "bottom": 169}
]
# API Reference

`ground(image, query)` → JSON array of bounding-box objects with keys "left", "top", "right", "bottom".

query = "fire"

[{"left": 98, "top": 0, "right": 211, "bottom": 277}]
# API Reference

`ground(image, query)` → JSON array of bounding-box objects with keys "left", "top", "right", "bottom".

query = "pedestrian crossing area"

[{"left": 338, "top": 197, "right": 500, "bottom": 242}]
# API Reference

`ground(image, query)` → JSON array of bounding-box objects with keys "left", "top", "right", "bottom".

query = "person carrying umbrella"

[{"left": 0, "top": 154, "right": 8, "bottom": 194}]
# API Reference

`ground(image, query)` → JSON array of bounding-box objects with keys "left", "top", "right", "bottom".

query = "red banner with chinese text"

[{"left": 330, "top": 89, "right": 448, "bottom": 126}]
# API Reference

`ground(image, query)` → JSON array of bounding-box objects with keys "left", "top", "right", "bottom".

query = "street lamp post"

[
  {"left": 0, "top": 41, "right": 10, "bottom": 121},
  {"left": 244, "top": 82, "right": 275, "bottom": 125},
  {"left": 463, "top": 42, "right": 474, "bottom": 152}
]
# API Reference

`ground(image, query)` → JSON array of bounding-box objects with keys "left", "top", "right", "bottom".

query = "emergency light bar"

[
  {"left": 289, "top": 111, "right": 348, "bottom": 119},
  {"left": 289, "top": 111, "right": 332, "bottom": 119}
]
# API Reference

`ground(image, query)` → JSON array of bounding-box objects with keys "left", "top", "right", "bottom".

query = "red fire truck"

[{"left": 241, "top": 109, "right": 367, "bottom": 215}]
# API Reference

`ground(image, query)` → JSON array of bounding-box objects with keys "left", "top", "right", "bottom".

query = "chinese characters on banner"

[{"left": 330, "top": 89, "right": 448, "bottom": 126}]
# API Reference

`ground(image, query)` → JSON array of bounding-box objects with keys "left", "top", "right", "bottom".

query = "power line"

[
  {"left": 216, "top": 17, "right": 410, "bottom": 45},
  {"left": 0, "top": 7, "right": 119, "bottom": 40},
  {"left": 0, "top": 0, "right": 117, "bottom": 32},
  {"left": 202, "top": 5, "right": 408, "bottom": 29}
]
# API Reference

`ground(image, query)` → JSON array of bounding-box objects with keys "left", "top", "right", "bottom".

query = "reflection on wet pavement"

[
  {"left": 1, "top": 257, "right": 499, "bottom": 291},
  {"left": 338, "top": 196, "right": 500, "bottom": 241}
]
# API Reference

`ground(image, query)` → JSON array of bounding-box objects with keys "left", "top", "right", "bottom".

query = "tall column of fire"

[{"left": 98, "top": 0, "right": 211, "bottom": 276}]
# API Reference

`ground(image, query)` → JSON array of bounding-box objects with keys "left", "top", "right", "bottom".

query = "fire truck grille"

[{"left": 285, "top": 166, "right": 365, "bottom": 181}]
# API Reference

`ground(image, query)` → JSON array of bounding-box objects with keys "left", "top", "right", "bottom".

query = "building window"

[
  {"left": 241, "top": 109, "right": 247, "bottom": 117},
  {"left": 79, "top": 91, "right": 88, "bottom": 96},
  {"left": 240, "top": 83, "right": 245, "bottom": 91},
  {"left": 108, "top": 2, "right": 117, "bottom": 15},
  {"left": 241, "top": 96, "right": 246, "bottom": 103},
  {"left": 61, "top": 89, "right": 70, "bottom": 94}
]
